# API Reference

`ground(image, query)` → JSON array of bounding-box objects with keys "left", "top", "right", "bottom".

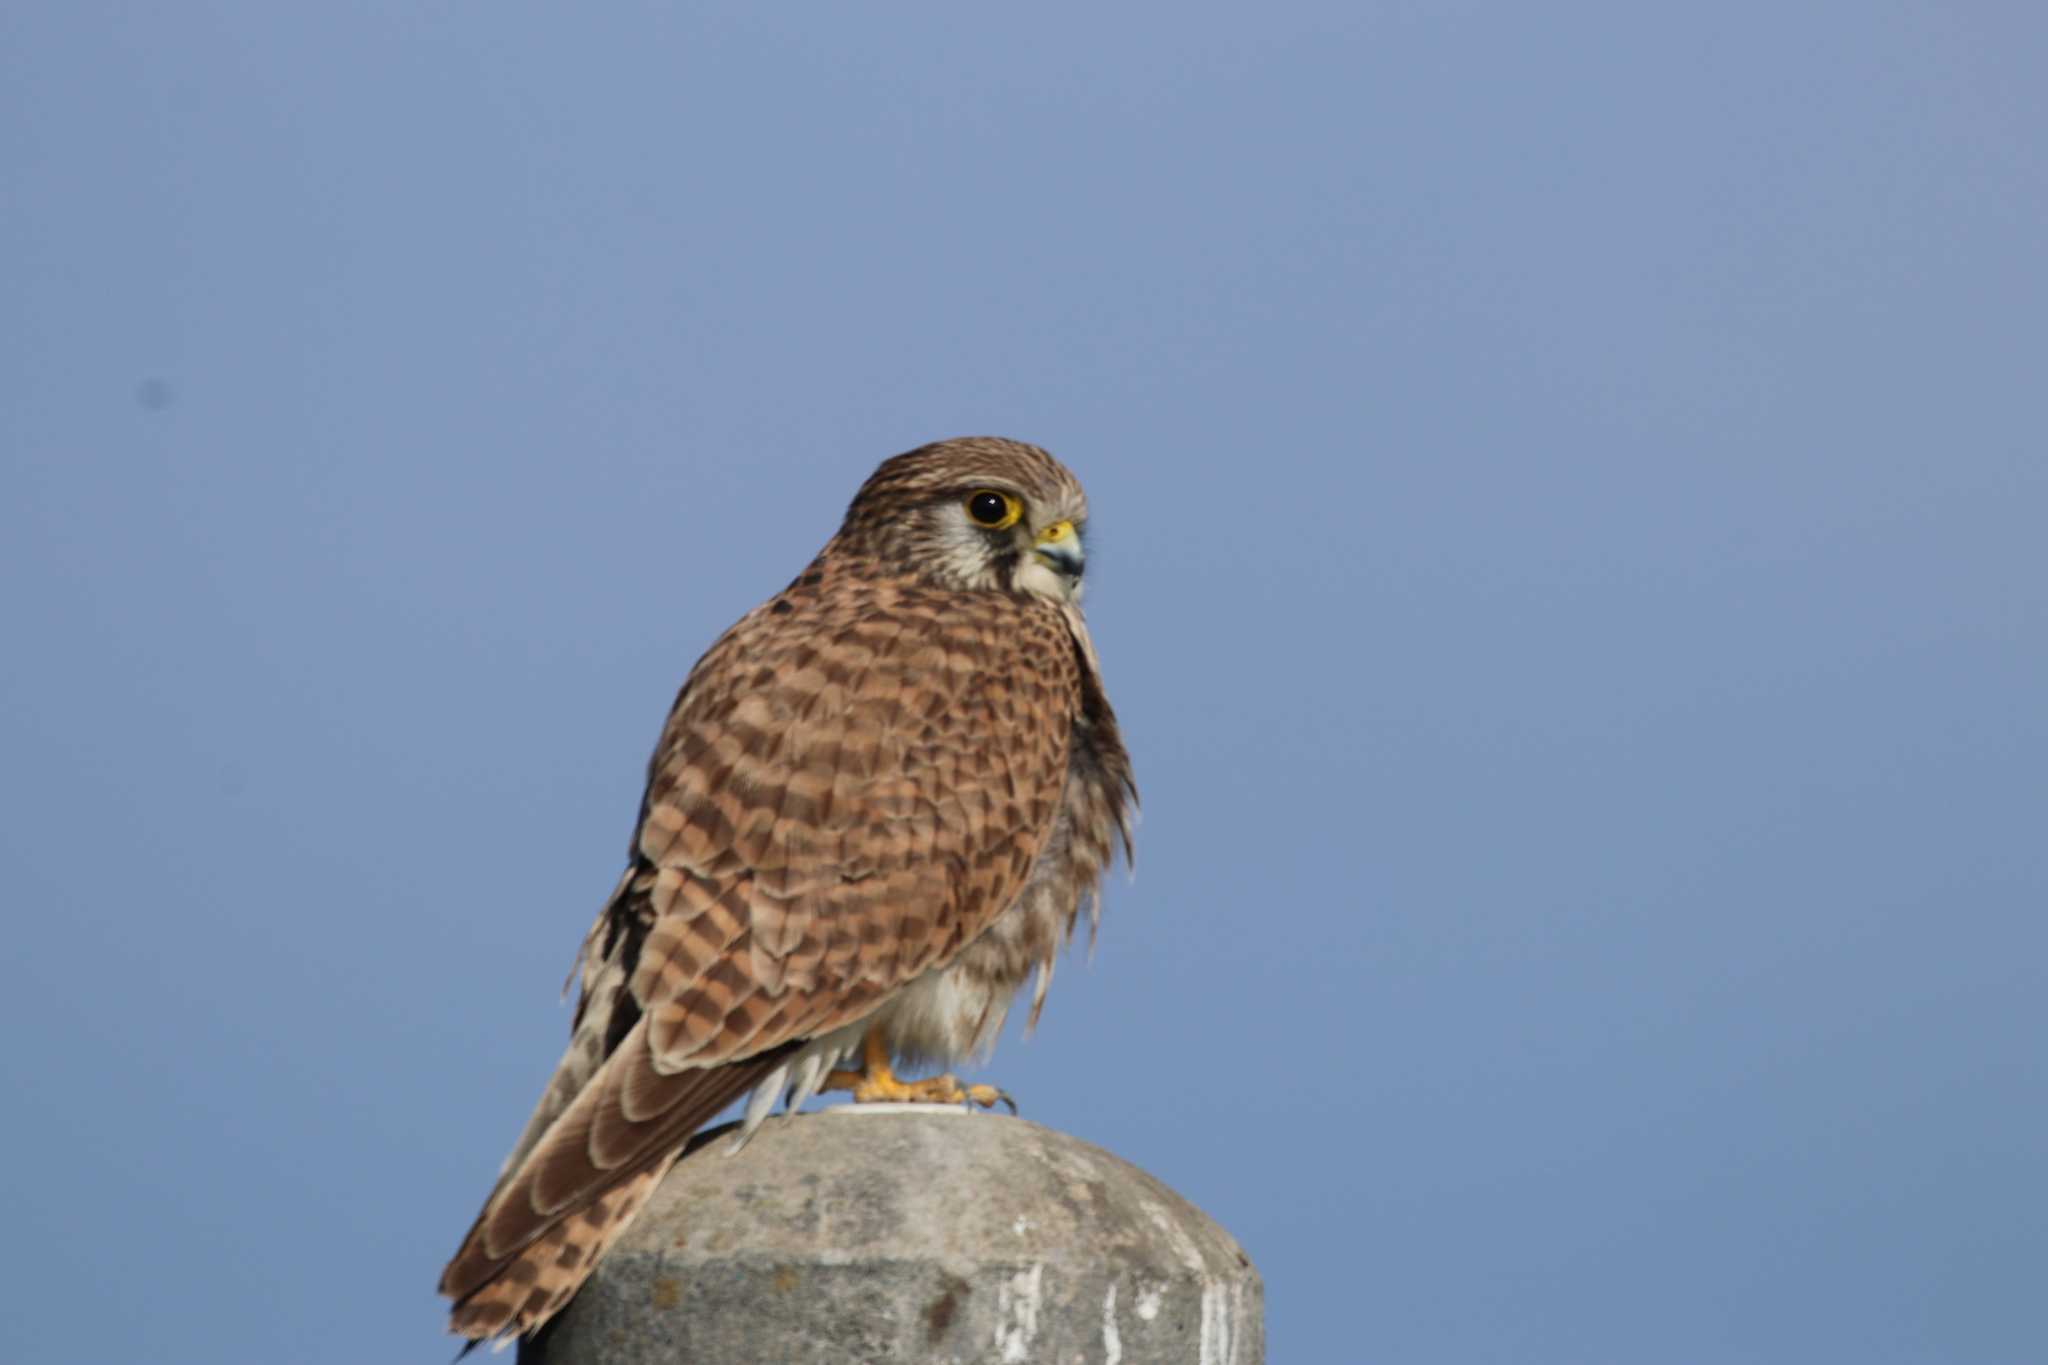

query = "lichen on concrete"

[{"left": 525, "top": 1106, "right": 1262, "bottom": 1364}]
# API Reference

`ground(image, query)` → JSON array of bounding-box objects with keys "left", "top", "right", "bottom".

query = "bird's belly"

[{"left": 870, "top": 888, "right": 1062, "bottom": 1068}]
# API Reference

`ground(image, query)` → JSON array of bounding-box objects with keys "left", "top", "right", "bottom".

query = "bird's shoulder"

[{"left": 647, "top": 572, "right": 1081, "bottom": 786}]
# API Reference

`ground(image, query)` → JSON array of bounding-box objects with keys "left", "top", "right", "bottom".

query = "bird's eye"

[{"left": 965, "top": 489, "right": 1022, "bottom": 530}]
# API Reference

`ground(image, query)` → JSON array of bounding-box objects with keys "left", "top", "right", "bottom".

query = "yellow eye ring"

[{"left": 964, "top": 489, "right": 1023, "bottom": 530}]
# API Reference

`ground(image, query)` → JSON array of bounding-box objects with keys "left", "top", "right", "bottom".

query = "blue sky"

[{"left": 4, "top": 4, "right": 2045, "bottom": 1361}]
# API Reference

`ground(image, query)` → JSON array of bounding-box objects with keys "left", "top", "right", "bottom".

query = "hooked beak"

[{"left": 1033, "top": 519, "right": 1084, "bottom": 579}]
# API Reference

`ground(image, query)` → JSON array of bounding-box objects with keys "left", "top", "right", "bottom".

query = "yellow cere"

[{"left": 1035, "top": 519, "right": 1076, "bottom": 546}]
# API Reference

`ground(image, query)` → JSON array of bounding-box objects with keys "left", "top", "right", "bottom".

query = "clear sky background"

[{"left": 4, "top": 4, "right": 2044, "bottom": 1362}]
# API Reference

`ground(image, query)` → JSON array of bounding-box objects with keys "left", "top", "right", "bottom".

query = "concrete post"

[{"left": 524, "top": 1104, "right": 1262, "bottom": 1364}]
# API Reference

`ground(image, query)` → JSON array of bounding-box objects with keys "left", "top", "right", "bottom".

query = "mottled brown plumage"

[{"left": 439, "top": 437, "right": 1135, "bottom": 1344}]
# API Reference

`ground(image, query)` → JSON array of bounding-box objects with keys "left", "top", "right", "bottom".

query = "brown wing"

[{"left": 440, "top": 566, "right": 1080, "bottom": 1339}]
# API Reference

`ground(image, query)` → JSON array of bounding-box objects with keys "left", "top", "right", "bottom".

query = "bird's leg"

[{"left": 822, "top": 1027, "right": 1015, "bottom": 1112}]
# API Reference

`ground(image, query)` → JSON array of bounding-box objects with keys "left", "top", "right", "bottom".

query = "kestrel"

[{"left": 438, "top": 437, "right": 1137, "bottom": 1344}]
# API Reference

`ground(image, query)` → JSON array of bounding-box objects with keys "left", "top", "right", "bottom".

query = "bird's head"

[{"left": 837, "top": 436, "right": 1090, "bottom": 602}]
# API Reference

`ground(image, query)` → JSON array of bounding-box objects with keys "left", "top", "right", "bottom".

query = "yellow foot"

[{"left": 824, "top": 1028, "right": 1017, "bottom": 1113}]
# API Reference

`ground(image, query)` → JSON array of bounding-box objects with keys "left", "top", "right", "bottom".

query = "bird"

[{"left": 437, "top": 436, "right": 1137, "bottom": 1345}]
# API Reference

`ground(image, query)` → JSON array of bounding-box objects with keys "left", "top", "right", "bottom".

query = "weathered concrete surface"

[{"left": 527, "top": 1104, "right": 1262, "bottom": 1364}]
